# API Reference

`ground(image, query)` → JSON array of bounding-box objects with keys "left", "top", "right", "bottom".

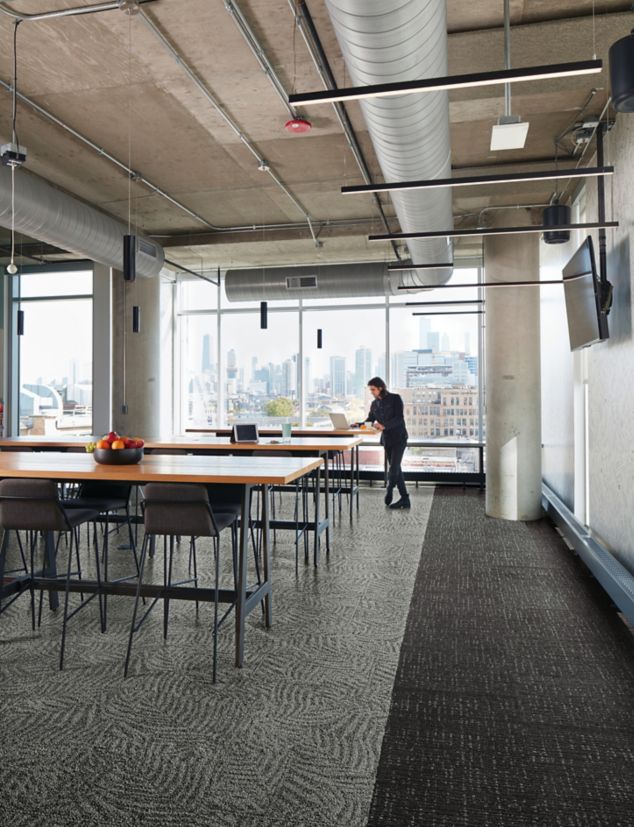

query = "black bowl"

[{"left": 93, "top": 447, "right": 143, "bottom": 465}]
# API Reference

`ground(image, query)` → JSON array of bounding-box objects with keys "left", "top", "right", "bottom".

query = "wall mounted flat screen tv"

[{"left": 563, "top": 236, "right": 610, "bottom": 351}]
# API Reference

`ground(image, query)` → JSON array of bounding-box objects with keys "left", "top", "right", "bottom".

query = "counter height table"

[
  {"left": 0, "top": 435, "right": 364, "bottom": 557},
  {"left": 0, "top": 450, "right": 322, "bottom": 668}
]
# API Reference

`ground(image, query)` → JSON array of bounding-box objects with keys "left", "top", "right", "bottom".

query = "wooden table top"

[
  {"left": 185, "top": 427, "right": 379, "bottom": 438},
  {"left": 0, "top": 435, "right": 363, "bottom": 452},
  {"left": 0, "top": 451, "right": 323, "bottom": 486}
]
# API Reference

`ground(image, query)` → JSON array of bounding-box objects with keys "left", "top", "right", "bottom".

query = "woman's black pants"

[{"left": 384, "top": 440, "right": 408, "bottom": 497}]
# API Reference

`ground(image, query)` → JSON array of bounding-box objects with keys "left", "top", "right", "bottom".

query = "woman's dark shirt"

[{"left": 366, "top": 391, "right": 408, "bottom": 445}]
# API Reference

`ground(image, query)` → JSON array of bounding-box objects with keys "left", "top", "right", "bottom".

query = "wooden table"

[
  {"left": 0, "top": 435, "right": 364, "bottom": 552},
  {"left": 0, "top": 451, "right": 322, "bottom": 668}
]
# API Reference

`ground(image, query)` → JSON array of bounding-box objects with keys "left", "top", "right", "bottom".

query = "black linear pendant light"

[
  {"left": 123, "top": 234, "right": 136, "bottom": 281},
  {"left": 317, "top": 329, "right": 323, "bottom": 349},
  {"left": 132, "top": 305, "right": 141, "bottom": 333},
  {"left": 260, "top": 301, "right": 268, "bottom": 329}
]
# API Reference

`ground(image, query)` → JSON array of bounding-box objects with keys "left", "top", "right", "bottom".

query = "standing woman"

[{"left": 364, "top": 377, "right": 410, "bottom": 509}]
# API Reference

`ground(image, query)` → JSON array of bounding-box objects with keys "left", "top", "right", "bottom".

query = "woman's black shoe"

[
  {"left": 384, "top": 487, "right": 394, "bottom": 505},
  {"left": 389, "top": 497, "right": 411, "bottom": 510}
]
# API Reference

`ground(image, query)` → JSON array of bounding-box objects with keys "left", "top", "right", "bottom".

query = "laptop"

[
  {"left": 329, "top": 412, "right": 353, "bottom": 430},
  {"left": 230, "top": 423, "right": 259, "bottom": 443}
]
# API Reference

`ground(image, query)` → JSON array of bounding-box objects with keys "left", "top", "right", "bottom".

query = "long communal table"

[
  {"left": 0, "top": 434, "right": 364, "bottom": 554},
  {"left": 0, "top": 450, "right": 322, "bottom": 667},
  {"left": 188, "top": 427, "right": 376, "bottom": 518}
]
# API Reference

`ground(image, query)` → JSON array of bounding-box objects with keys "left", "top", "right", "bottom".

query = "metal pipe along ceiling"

[
  {"left": 324, "top": 0, "right": 454, "bottom": 289},
  {"left": 0, "top": 166, "right": 164, "bottom": 278}
]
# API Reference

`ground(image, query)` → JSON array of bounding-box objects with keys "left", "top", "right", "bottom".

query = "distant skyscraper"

[
  {"left": 427, "top": 331, "right": 440, "bottom": 352},
  {"left": 418, "top": 317, "right": 431, "bottom": 349},
  {"left": 202, "top": 334, "right": 213, "bottom": 372},
  {"left": 226, "top": 348, "right": 238, "bottom": 379},
  {"left": 330, "top": 356, "right": 347, "bottom": 398},
  {"left": 441, "top": 332, "right": 451, "bottom": 352},
  {"left": 376, "top": 355, "right": 386, "bottom": 380},
  {"left": 391, "top": 351, "right": 418, "bottom": 389},
  {"left": 354, "top": 347, "right": 372, "bottom": 395},
  {"left": 304, "top": 357, "right": 312, "bottom": 399},
  {"left": 464, "top": 332, "right": 472, "bottom": 354},
  {"left": 281, "top": 358, "right": 296, "bottom": 397}
]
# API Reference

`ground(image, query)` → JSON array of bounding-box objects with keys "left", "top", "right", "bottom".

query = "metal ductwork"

[
  {"left": 0, "top": 166, "right": 164, "bottom": 277},
  {"left": 226, "top": 0, "right": 454, "bottom": 303},
  {"left": 325, "top": 0, "right": 453, "bottom": 289},
  {"left": 225, "top": 262, "right": 394, "bottom": 301}
]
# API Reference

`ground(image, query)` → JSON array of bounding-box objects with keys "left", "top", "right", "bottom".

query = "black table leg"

[
  {"left": 313, "top": 464, "right": 321, "bottom": 567},
  {"left": 261, "top": 484, "right": 272, "bottom": 628},
  {"left": 44, "top": 530, "right": 59, "bottom": 610},
  {"left": 235, "top": 484, "right": 252, "bottom": 667}
]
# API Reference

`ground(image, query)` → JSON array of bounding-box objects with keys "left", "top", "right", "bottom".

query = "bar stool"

[
  {"left": 124, "top": 483, "right": 239, "bottom": 682},
  {"left": 0, "top": 479, "right": 103, "bottom": 668}
]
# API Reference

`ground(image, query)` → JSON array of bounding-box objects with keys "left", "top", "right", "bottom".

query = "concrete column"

[
  {"left": 111, "top": 270, "right": 160, "bottom": 437},
  {"left": 484, "top": 209, "right": 542, "bottom": 521}
]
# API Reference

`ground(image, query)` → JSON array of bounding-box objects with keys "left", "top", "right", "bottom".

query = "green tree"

[{"left": 265, "top": 397, "right": 295, "bottom": 417}]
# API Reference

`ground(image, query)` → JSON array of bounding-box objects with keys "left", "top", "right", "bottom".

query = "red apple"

[
  {"left": 124, "top": 438, "right": 136, "bottom": 449},
  {"left": 133, "top": 438, "right": 145, "bottom": 449},
  {"left": 106, "top": 431, "right": 119, "bottom": 444}
]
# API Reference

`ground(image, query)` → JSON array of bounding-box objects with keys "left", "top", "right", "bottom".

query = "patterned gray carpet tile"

[
  {"left": 0, "top": 486, "right": 433, "bottom": 827},
  {"left": 367, "top": 487, "right": 634, "bottom": 827}
]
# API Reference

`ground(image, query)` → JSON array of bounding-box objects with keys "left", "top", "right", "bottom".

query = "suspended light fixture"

[
  {"left": 317, "top": 329, "right": 323, "bottom": 349},
  {"left": 609, "top": 29, "right": 634, "bottom": 112},
  {"left": 369, "top": 220, "right": 617, "bottom": 242},
  {"left": 289, "top": 60, "right": 602, "bottom": 107},
  {"left": 2, "top": 21, "right": 26, "bottom": 277},
  {"left": 123, "top": 234, "right": 136, "bottom": 281},
  {"left": 388, "top": 262, "right": 454, "bottom": 272},
  {"left": 342, "top": 166, "right": 613, "bottom": 196},
  {"left": 132, "top": 305, "right": 141, "bottom": 333},
  {"left": 260, "top": 301, "right": 268, "bottom": 329},
  {"left": 17, "top": 309, "right": 24, "bottom": 336}
]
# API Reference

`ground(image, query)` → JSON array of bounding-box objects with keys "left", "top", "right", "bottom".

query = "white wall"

[
  {"left": 541, "top": 115, "right": 634, "bottom": 573},
  {"left": 584, "top": 117, "right": 634, "bottom": 571}
]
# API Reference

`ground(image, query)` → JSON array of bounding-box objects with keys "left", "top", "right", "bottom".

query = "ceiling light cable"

[{"left": 6, "top": 20, "right": 22, "bottom": 276}]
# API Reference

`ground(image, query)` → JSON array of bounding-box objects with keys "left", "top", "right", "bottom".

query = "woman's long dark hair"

[{"left": 367, "top": 376, "right": 387, "bottom": 397}]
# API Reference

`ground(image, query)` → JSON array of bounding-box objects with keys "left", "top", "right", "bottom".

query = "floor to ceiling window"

[
  {"left": 11, "top": 266, "right": 93, "bottom": 436},
  {"left": 389, "top": 267, "right": 483, "bottom": 474},
  {"left": 176, "top": 267, "right": 485, "bottom": 475}
]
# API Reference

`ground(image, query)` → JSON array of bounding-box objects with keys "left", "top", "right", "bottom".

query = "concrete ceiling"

[{"left": 0, "top": 0, "right": 631, "bottom": 271}]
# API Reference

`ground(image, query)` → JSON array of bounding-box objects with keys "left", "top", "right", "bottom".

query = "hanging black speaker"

[
  {"left": 543, "top": 203, "right": 571, "bottom": 244},
  {"left": 609, "top": 30, "right": 634, "bottom": 113},
  {"left": 260, "top": 301, "right": 268, "bottom": 329},
  {"left": 123, "top": 234, "right": 136, "bottom": 282}
]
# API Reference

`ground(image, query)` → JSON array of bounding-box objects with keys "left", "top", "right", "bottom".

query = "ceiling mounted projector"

[
  {"left": 609, "top": 29, "right": 634, "bottom": 112},
  {"left": 490, "top": 115, "right": 529, "bottom": 151}
]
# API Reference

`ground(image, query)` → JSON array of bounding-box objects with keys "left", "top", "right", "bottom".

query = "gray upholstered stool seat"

[
  {"left": 124, "top": 483, "right": 239, "bottom": 682},
  {"left": 0, "top": 479, "right": 103, "bottom": 668}
]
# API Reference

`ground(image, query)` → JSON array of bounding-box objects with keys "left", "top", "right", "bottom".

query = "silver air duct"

[
  {"left": 225, "top": 262, "right": 392, "bottom": 301},
  {"left": 0, "top": 166, "right": 164, "bottom": 277},
  {"left": 325, "top": 0, "right": 453, "bottom": 290}
]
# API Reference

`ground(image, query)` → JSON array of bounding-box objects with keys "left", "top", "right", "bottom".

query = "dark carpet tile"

[{"left": 367, "top": 487, "right": 634, "bottom": 827}]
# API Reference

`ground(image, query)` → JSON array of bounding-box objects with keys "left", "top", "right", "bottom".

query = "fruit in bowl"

[{"left": 90, "top": 432, "right": 145, "bottom": 465}]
